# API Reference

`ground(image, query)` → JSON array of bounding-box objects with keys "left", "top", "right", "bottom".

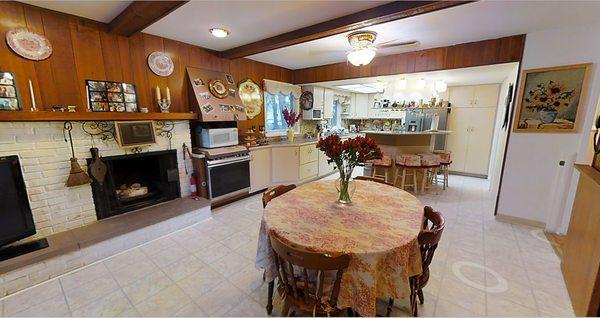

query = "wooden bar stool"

[
  {"left": 433, "top": 150, "right": 452, "bottom": 190},
  {"left": 418, "top": 153, "right": 441, "bottom": 194},
  {"left": 371, "top": 155, "right": 393, "bottom": 182},
  {"left": 393, "top": 154, "right": 421, "bottom": 193}
]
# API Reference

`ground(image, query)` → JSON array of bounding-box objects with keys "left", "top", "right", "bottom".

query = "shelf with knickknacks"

[{"left": 156, "top": 86, "right": 171, "bottom": 113}]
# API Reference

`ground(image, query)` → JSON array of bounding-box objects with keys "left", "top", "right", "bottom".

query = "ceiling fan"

[{"left": 309, "top": 31, "right": 419, "bottom": 66}]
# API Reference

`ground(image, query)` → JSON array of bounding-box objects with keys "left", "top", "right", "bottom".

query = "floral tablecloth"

[{"left": 256, "top": 179, "right": 424, "bottom": 317}]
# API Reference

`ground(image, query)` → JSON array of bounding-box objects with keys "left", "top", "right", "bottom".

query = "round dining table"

[{"left": 255, "top": 179, "right": 424, "bottom": 317}]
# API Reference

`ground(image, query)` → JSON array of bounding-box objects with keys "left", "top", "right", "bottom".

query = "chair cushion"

[
  {"left": 372, "top": 155, "right": 392, "bottom": 167},
  {"left": 419, "top": 154, "right": 441, "bottom": 167},
  {"left": 396, "top": 154, "right": 422, "bottom": 167},
  {"left": 433, "top": 150, "right": 451, "bottom": 164}
]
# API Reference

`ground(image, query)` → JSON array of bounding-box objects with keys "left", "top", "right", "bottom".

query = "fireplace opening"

[{"left": 89, "top": 150, "right": 180, "bottom": 220}]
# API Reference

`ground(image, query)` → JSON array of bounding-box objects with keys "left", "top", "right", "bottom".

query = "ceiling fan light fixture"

[
  {"left": 209, "top": 28, "right": 229, "bottom": 38},
  {"left": 347, "top": 48, "right": 376, "bottom": 66}
]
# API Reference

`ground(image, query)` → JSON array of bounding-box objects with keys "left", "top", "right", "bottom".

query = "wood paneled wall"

[
  {"left": 292, "top": 35, "right": 525, "bottom": 84},
  {"left": 0, "top": 1, "right": 292, "bottom": 131}
]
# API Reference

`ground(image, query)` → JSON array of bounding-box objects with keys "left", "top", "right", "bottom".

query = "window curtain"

[{"left": 263, "top": 79, "right": 302, "bottom": 100}]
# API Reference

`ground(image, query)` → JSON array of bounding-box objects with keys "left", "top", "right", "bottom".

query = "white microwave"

[
  {"left": 199, "top": 128, "right": 238, "bottom": 148},
  {"left": 303, "top": 109, "right": 323, "bottom": 120}
]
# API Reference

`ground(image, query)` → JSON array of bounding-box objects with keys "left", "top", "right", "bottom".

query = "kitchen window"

[{"left": 263, "top": 80, "right": 302, "bottom": 136}]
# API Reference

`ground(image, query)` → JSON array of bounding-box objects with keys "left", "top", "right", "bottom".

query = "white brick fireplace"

[{"left": 0, "top": 120, "right": 192, "bottom": 241}]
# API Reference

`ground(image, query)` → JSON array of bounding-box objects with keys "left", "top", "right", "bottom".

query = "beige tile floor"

[{"left": 0, "top": 175, "right": 574, "bottom": 317}]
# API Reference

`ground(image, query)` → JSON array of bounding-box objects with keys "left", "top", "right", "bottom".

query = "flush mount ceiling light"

[
  {"left": 346, "top": 31, "right": 377, "bottom": 66},
  {"left": 435, "top": 80, "right": 448, "bottom": 92},
  {"left": 209, "top": 28, "right": 229, "bottom": 38}
]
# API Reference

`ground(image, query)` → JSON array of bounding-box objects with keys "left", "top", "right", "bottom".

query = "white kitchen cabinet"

[
  {"left": 446, "top": 84, "right": 499, "bottom": 177},
  {"left": 449, "top": 84, "right": 500, "bottom": 107},
  {"left": 323, "top": 88, "right": 335, "bottom": 119},
  {"left": 354, "top": 93, "right": 369, "bottom": 118},
  {"left": 299, "top": 144, "right": 318, "bottom": 164},
  {"left": 318, "top": 149, "right": 336, "bottom": 176},
  {"left": 271, "top": 147, "right": 299, "bottom": 183},
  {"left": 249, "top": 147, "right": 271, "bottom": 192},
  {"left": 299, "top": 161, "right": 319, "bottom": 180},
  {"left": 302, "top": 86, "right": 324, "bottom": 120}
]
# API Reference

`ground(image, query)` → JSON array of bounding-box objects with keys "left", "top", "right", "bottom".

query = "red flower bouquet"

[
  {"left": 282, "top": 108, "right": 301, "bottom": 128},
  {"left": 316, "top": 135, "right": 383, "bottom": 203}
]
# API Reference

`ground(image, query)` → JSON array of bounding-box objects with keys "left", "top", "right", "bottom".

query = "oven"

[
  {"left": 199, "top": 127, "right": 238, "bottom": 148},
  {"left": 206, "top": 154, "right": 250, "bottom": 200}
]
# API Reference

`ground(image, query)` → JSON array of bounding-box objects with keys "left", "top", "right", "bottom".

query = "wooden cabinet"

[
  {"left": 271, "top": 147, "right": 299, "bottom": 183},
  {"left": 249, "top": 148, "right": 271, "bottom": 192},
  {"left": 323, "top": 88, "right": 335, "bottom": 119},
  {"left": 562, "top": 165, "right": 600, "bottom": 317},
  {"left": 446, "top": 84, "right": 499, "bottom": 177}
]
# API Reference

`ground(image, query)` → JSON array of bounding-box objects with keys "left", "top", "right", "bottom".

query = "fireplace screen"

[{"left": 88, "top": 150, "right": 180, "bottom": 219}]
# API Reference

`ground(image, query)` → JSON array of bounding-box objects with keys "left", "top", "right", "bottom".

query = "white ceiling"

[
  {"left": 143, "top": 1, "right": 388, "bottom": 52},
  {"left": 249, "top": 0, "right": 600, "bottom": 69},
  {"left": 21, "top": 0, "right": 132, "bottom": 23},
  {"left": 316, "top": 63, "right": 520, "bottom": 91}
]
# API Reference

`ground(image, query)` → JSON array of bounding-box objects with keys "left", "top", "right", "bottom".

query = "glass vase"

[
  {"left": 335, "top": 178, "right": 356, "bottom": 204},
  {"left": 287, "top": 127, "right": 295, "bottom": 142}
]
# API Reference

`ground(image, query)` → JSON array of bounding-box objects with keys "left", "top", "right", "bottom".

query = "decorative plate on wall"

[
  {"left": 6, "top": 28, "right": 52, "bottom": 61},
  {"left": 147, "top": 52, "right": 174, "bottom": 77},
  {"left": 238, "top": 79, "right": 263, "bottom": 119},
  {"left": 300, "top": 91, "right": 313, "bottom": 110},
  {"left": 208, "top": 79, "right": 228, "bottom": 99}
]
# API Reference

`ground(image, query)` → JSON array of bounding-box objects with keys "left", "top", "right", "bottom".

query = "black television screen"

[{"left": 0, "top": 155, "right": 36, "bottom": 246}]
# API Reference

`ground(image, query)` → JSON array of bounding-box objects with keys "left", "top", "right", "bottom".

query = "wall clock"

[
  {"left": 147, "top": 52, "right": 174, "bottom": 77},
  {"left": 208, "top": 79, "right": 228, "bottom": 99},
  {"left": 6, "top": 28, "right": 52, "bottom": 61},
  {"left": 300, "top": 91, "right": 313, "bottom": 110}
]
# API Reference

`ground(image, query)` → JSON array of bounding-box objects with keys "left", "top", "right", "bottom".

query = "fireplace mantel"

[{"left": 0, "top": 111, "right": 197, "bottom": 122}]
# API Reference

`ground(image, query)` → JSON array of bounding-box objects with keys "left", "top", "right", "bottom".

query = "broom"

[{"left": 63, "top": 121, "right": 92, "bottom": 187}]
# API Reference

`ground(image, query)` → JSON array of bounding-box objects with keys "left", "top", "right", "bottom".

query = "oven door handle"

[{"left": 207, "top": 157, "right": 250, "bottom": 168}]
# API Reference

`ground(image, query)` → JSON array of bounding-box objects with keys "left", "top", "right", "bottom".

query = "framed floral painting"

[{"left": 513, "top": 63, "right": 591, "bottom": 133}]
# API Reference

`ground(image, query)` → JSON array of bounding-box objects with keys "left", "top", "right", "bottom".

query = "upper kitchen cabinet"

[
  {"left": 354, "top": 93, "right": 370, "bottom": 119},
  {"left": 449, "top": 84, "right": 500, "bottom": 107},
  {"left": 323, "top": 88, "right": 335, "bottom": 119},
  {"left": 302, "top": 86, "right": 325, "bottom": 120}
]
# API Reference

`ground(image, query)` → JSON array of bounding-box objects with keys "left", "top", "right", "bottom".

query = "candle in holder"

[
  {"left": 156, "top": 86, "right": 161, "bottom": 100},
  {"left": 166, "top": 87, "right": 171, "bottom": 101}
]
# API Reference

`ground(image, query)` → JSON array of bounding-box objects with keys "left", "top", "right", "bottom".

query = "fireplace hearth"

[{"left": 88, "top": 150, "right": 180, "bottom": 219}]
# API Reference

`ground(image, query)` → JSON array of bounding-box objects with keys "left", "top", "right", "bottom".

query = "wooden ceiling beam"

[
  {"left": 219, "top": 1, "right": 472, "bottom": 59},
  {"left": 108, "top": 1, "right": 189, "bottom": 37}
]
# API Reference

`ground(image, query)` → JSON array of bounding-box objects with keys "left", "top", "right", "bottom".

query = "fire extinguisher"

[{"left": 189, "top": 173, "right": 198, "bottom": 198}]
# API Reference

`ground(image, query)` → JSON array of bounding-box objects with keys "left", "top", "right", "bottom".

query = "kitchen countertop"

[
  {"left": 247, "top": 133, "right": 363, "bottom": 150},
  {"left": 361, "top": 130, "right": 452, "bottom": 135}
]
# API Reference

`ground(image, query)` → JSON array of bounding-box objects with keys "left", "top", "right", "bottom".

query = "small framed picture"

[
  {"left": 86, "top": 80, "right": 138, "bottom": 112},
  {"left": 125, "top": 103, "right": 138, "bottom": 112},
  {"left": 114, "top": 121, "right": 156, "bottom": 148},
  {"left": 91, "top": 102, "right": 108, "bottom": 112},
  {"left": 0, "top": 71, "right": 20, "bottom": 111},
  {"left": 225, "top": 74, "right": 234, "bottom": 85}
]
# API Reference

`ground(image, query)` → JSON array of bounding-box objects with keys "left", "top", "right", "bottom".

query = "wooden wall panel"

[
  {"left": 293, "top": 35, "right": 525, "bottom": 84},
  {"left": 0, "top": 1, "right": 291, "bottom": 121}
]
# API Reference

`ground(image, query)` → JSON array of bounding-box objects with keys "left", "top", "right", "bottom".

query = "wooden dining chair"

[
  {"left": 387, "top": 206, "right": 445, "bottom": 317},
  {"left": 262, "top": 184, "right": 296, "bottom": 314},
  {"left": 269, "top": 231, "right": 351, "bottom": 317},
  {"left": 262, "top": 184, "right": 297, "bottom": 208}
]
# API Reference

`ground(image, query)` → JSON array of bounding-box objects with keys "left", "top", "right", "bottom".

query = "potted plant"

[
  {"left": 316, "top": 135, "right": 383, "bottom": 204},
  {"left": 525, "top": 80, "right": 574, "bottom": 124},
  {"left": 282, "top": 108, "right": 301, "bottom": 142}
]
